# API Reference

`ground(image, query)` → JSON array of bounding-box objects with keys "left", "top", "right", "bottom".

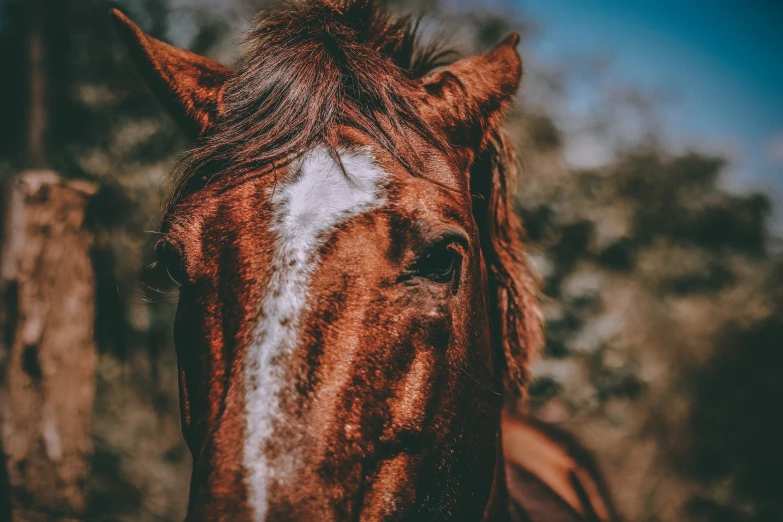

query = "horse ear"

[
  {"left": 110, "top": 9, "right": 233, "bottom": 139},
  {"left": 420, "top": 34, "right": 522, "bottom": 149}
]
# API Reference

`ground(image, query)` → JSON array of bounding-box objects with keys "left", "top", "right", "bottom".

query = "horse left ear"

[
  {"left": 420, "top": 34, "right": 522, "bottom": 149},
  {"left": 110, "top": 9, "right": 233, "bottom": 139}
]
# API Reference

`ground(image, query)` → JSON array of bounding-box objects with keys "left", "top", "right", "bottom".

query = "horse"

[{"left": 111, "top": 1, "right": 616, "bottom": 520}]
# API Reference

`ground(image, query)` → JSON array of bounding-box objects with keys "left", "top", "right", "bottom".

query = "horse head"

[{"left": 113, "top": 1, "right": 542, "bottom": 519}]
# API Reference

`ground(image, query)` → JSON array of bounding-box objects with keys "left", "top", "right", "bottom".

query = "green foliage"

[
  {"left": 684, "top": 266, "right": 783, "bottom": 521},
  {"left": 518, "top": 77, "right": 781, "bottom": 521}
]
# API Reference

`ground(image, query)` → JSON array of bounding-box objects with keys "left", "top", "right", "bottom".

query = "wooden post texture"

[{"left": 0, "top": 171, "right": 97, "bottom": 521}]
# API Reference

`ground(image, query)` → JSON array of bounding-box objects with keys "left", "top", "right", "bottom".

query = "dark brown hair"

[
  {"left": 169, "top": 0, "right": 455, "bottom": 206},
  {"left": 472, "top": 131, "right": 543, "bottom": 396}
]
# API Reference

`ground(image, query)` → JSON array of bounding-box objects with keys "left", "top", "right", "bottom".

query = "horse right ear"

[{"left": 110, "top": 9, "right": 233, "bottom": 140}]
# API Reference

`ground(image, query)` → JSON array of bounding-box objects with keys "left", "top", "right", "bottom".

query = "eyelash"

[
  {"left": 155, "top": 240, "right": 186, "bottom": 286},
  {"left": 411, "top": 244, "right": 462, "bottom": 293}
]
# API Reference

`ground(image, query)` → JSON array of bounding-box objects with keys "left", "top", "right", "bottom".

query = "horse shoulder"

[{"left": 501, "top": 414, "right": 619, "bottom": 522}]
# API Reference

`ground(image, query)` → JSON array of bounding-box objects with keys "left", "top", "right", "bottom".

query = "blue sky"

[{"left": 518, "top": 0, "right": 783, "bottom": 228}]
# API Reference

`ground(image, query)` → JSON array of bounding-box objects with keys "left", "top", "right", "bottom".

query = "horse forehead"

[
  {"left": 274, "top": 147, "right": 388, "bottom": 227},
  {"left": 243, "top": 146, "right": 389, "bottom": 519},
  {"left": 270, "top": 144, "right": 466, "bottom": 234}
]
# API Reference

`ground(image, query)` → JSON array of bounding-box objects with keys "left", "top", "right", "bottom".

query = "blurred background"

[{"left": 0, "top": 0, "right": 781, "bottom": 520}]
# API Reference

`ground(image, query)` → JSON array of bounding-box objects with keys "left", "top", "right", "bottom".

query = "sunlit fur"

[{"left": 244, "top": 148, "right": 387, "bottom": 519}]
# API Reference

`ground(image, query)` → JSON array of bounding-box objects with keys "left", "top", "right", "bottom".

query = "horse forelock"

[{"left": 167, "top": 0, "right": 456, "bottom": 210}]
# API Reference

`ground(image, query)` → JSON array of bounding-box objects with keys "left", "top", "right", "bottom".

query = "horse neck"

[{"left": 481, "top": 434, "right": 512, "bottom": 522}]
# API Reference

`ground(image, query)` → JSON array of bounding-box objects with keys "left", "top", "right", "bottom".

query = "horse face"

[
  {"left": 113, "top": 4, "right": 534, "bottom": 520},
  {"left": 160, "top": 127, "right": 499, "bottom": 520}
]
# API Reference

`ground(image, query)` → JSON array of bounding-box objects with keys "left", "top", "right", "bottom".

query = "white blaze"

[{"left": 243, "top": 147, "right": 387, "bottom": 520}]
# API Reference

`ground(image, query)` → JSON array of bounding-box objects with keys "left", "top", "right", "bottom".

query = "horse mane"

[
  {"left": 168, "top": 0, "right": 542, "bottom": 396},
  {"left": 472, "top": 131, "right": 543, "bottom": 397}
]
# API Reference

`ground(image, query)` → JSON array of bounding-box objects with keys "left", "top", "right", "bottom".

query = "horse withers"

[{"left": 112, "top": 1, "right": 614, "bottom": 520}]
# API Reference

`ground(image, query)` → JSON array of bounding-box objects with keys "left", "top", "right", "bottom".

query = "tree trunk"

[
  {"left": 0, "top": 171, "right": 97, "bottom": 521},
  {"left": 25, "top": 0, "right": 48, "bottom": 169}
]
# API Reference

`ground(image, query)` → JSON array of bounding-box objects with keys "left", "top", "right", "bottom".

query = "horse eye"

[
  {"left": 416, "top": 247, "right": 459, "bottom": 284},
  {"left": 155, "top": 240, "right": 186, "bottom": 287}
]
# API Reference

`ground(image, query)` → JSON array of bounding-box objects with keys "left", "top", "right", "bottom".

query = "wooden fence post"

[{"left": 0, "top": 170, "right": 97, "bottom": 521}]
